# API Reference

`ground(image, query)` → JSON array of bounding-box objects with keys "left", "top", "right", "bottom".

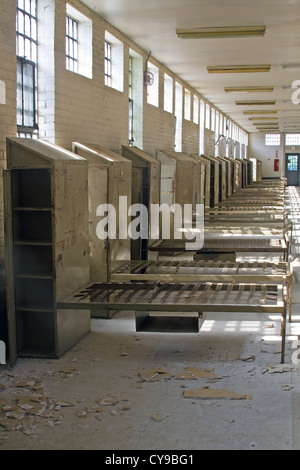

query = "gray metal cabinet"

[
  {"left": 4, "top": 138, "right": 90, "bottom": 364},
  {"left": 217, "top": 156, "right": 229, "bottom": 200},
  {"left": 72, "top": 142, "right": 132, "bottom": 282},
  {"left": 121, "top": 146, "right": 161, "bottom": 259},
  {"left": 191, "top": 154, "right": 211, "bottom": 208},
  {"left": 155, "top": 149, "right": 203, "bottom": 239},
  {"left": 200, "top": 154, "right": 220, "bottom": 207}
]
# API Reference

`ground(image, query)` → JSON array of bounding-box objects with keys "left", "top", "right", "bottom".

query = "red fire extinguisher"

[{"left": 274, "top": 151, "right": 279, "bottom": 172}]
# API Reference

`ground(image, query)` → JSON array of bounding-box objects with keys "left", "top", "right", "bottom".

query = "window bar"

[
  {"left": 66, "top": 15, "right": 78, "bottom": 73},
  {"left": 105, "top": 41, "right": 112, "bottom": 87}
]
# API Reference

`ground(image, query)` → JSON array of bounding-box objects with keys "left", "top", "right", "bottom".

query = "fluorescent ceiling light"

[
  {"left": 281, "top": 63, "right": 300, "bottom": 70},
  {"left": 236, "top": 100, "right": 276, "bottom": 106},
  {"left": 243, "top": 110, "right": 277, "bottom": 115},
  {"left": 257, "top": 126, "right": 280, "bottom": 129},
  {"left": 248, "top": 117, "right": 278, "bottom": 121},
  {"left": 258, "top": 129, "right": 280, "bottom": 131},
  {"left": 225, "top": 86, "right": 273, "bottom": 93},
  {"left": 256, "top": 125, "right": 279, "bottom": 128},
  {"left": 258, "top": 130, "right": 279, "bottom": 133},
  {"left": 252, "top": 122, "right": 278, "bottom": 126},
  {"left": 207, "top": 65, "right": 271, "bottom": 74},
  {"left": 176, "top": 25, "right": 266, "bottom": 39}
]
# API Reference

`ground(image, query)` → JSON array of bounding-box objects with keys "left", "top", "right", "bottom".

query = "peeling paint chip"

[
  {"left": 175, "top": 367, "right": 219, "bottom": 380},
  {"left": 151, "top": 413, "right": 171, "bottom": 422},
  {"left": 96, "top": 397, "right": 119, "bottom": 406},
  {"left": 183, "top": 387, "right": 252, "bottom": 400},
  {"left": 137, "top": 368, "right": 174, "bottom": 382}
]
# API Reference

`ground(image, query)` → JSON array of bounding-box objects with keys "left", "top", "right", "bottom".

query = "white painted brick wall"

[{"left": 48, "top": 1, "right": 248, "bottom": 161}]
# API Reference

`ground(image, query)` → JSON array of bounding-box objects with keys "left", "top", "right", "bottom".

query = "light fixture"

[
  {"left": 256, "top": 125, "right": 279, "bottom": 128},
  {"left": 248, "top": 117, "right": 278, "bottom": 121},
  {"left": 207, "top": 65, "right": 271, "bottom": 74},
  {"left": 258, "top": 130, "right": 279, "bottom": 133},
  {"left": 224, "top": 86, "right": 273, "bottom": 93},
  {"left": 243, "top": 110, "right": 277, "bottom": 115},
  {"left": 215, "top": 134, "right": 225, "bottom": 145},
  {"left": 257, "top": 127, "right": 280, "bottom": 131},
  {"left": 252, "top": 122, "right": 278, "bottom": 126},
  {"left": 258, "top": 129, "right": 280, "bottom": 132},
  {"left": 281, "top": 64, "right": 300, "bottom": 70},
  {"left": 236, "top": 100, "right": 276, "bottom": 106},
  {"left": 176, "top": 25, "right": 266, "bottom": 39}
]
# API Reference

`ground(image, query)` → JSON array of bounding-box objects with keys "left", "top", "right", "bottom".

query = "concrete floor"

[{"left": 1, "top": 186, "right": 300, "bottom": 451}]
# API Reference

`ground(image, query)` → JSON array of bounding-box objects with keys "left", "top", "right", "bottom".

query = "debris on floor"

[
  {"left": 151, "top": 413, "right": 172, "bottom": 422},
  {"left": 95, "top": 397, "right": 119, "bottom": 406},
  {"left": 183, "top": 386, "right": 253, "bottom": 400},
  {"left": 262, "top": 364, "right": 299, "bottom": 374},
  {"left": 175, "top": 366, "right": 219, "bottom": 380},
  {"left": 137, "top": 367, "right": 174, "bottom": 382}
]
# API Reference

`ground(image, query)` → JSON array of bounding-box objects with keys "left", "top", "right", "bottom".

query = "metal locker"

[
  {"left": 72, "top": 143, "right": 132, "bottom": 285},
  {"left": 188, "top": 154, "right": 206, "bottom": 207},
  {"left": 4, "top": 137, "right": 90, "bottom": 364},
  {"left": 250, "top": 158, "right": 262, "bottom": 181},
  {"left": 236, "top": 158, "right": 247, "bottom": 188},
  {"left": 200, "top": 154, "right": 220, "bottom": 207},
  {"left": 121, "top": 146, "right": 161, "bottom": 259},
  {"left": 216, "top": 156, "right": 227, "bottom": 202},
  {"left": 191, "top": 154, "right": 211, "bottom": 209},
  {"left": 222, "top": 157, "right": 234, "bottom": 197}
]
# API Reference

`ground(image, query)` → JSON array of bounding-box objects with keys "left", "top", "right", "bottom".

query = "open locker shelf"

[{"left": 5, "top": 138, "right": 90, "bottom": 363}]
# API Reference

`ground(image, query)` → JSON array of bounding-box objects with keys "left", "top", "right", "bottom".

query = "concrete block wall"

[
  {"left": 203, "top": 128, "right": 215, "bottom": 157},
  {"left": 54, "top": 0, "right": 130, "bottom": 151},
  {"left": 0, "top": 0, "right": 17, "bottom": 260},
  {"left": 182, "top": 119, "right": 200, "bottom": 156},
  {"left": 217, "top": 139, "right": 226, "bottom": 157},
  {"left": 0, "top": 0, "right": 250, "bottom": 263},
  {"left": 41, "top": 0, "right": 247, "bottom": 159},
  {"left": 248, "top": 132, "right": 284, "bottom": 178},
  {"left": 0, "top": 0, "right": 17, "bottom": 348}
]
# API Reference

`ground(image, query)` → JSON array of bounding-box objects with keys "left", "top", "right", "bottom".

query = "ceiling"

[{"left": 81, "top": 0, "right": 300, "bottom": 134}]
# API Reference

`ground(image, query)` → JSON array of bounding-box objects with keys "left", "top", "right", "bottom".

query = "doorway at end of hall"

[{"left": 285, "top": 153, "right": 300, "bottom": 186}]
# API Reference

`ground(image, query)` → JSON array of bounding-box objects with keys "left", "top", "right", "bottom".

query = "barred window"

[
  {"left": 17, "top": 0, "right": 37, "bottom": 63},
  {"left": 17, "top": 58, "right": 36, "bottom": 129},
  {"left": 285, "top": 134, "right": 300, "bottom": 146},
  {"left": 16, "top": 0, "right": 38, "bottom": 134},
  {"left": 128, "top": 56, "right": 133, "bottom": 143},
  {"left": 105, "top": 41, "right": 112, "bottom": 87},
  {"left": 66, "top": 16, "right": 78, "bottom": 73},
  {"left": 265, "top": 134, "right": 281, "bottom": 146}
]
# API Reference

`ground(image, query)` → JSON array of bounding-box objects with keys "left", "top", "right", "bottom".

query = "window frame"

[
  {"left": 66, "top": 15, "right": 79, "bottom": 74},
  {"left": 285, "top": 133, "right": 300, "bottom": 146},
  {"left": 287, "top": 154, "right": 298, "bottom": 172},
  {"left": 265, "top": 133, "right": 281, "bottom": 146},
  {"left": 16, "top": 0, "right": 38, "bottom": 134},
  {"left": 17, "top": 57, "right": 38, "bottom": 131},
  {"left": 16, "top": 0, "right": 37, "bottom": 63},
  {"left": 128, "top": 55, "right": 134, "bottom": 143},
  {"left": 104, "top": 40, "right": 112, "bottom": 87}
]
